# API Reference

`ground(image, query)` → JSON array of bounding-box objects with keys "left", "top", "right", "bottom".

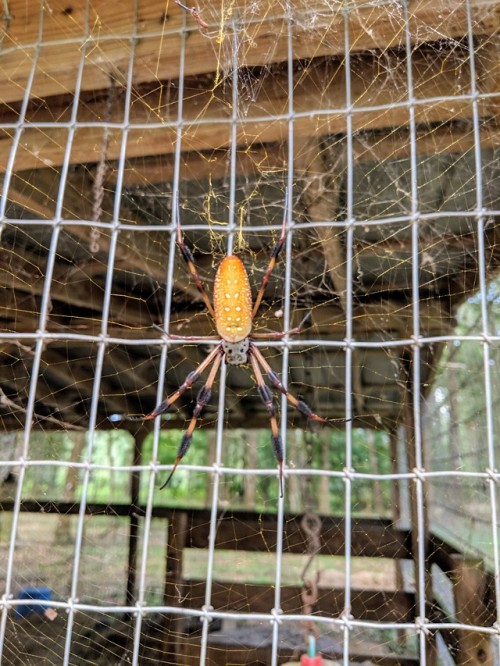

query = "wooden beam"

[
  {"left": 2, "top": 169, "right": 171, "bottom": 282},
  {"left": 1, "top": 0, "right": 499, "bottom": 106},
  {"left": 106, "top": 146, "right": 288, "bottom": 187},
  {"left": 0, "top": 501, "right": 412, "bottom": 558},
  {"left": 401, "top": 354, "right": 437, "bottom": 664},
  {"left": 183, "top": 634, "right": 420, "bottom": 665},
  {"left": 184, "top": 511, "right": 412, "bottom": 558},
  {"left": 182, "top": 580, "right": 415, "bottom": 622},
  {"left": 0, "top": 251, "right": 165, "bottom": 327},
  {"left": 450, "top": 556, "right": 495, "bottom": 665},
  {"left": 101, "top": 122, "right": 500, "bottom": 188},
  {"left": 0, "top": 284, "right": 454, "bottom": 339},
  {"left": 0, "top": 48, "right": 485, "bottom": 172},
  {"left": 477, "top": 36, "right": 500, "bottom": 118},
  {"left": 162, "top": 511, "right": 189, "bottom": 664},
  {"left": 126, "top": 425, "right": 151, "bottom": 606},
  {"left": 296, "top": 137, "right": 348, "bottom": 306},
  {"left": 295, "top": 136, "right": 367, "bottom": 416}
]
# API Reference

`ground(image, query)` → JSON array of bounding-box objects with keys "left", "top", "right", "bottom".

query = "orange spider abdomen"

[{"left": 213, "top": 256, "right": 253, "bottom": 343}]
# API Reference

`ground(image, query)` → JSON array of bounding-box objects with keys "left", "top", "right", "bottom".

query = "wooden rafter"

[
  {"left": 100, "top": 123, "right": 500, "bottom": 189},
  {"left": 1, "top": 0, "right": 499, "bottom": 106},
  {"left": 1, "top": 47, "right": 494, "bottom": 172}
]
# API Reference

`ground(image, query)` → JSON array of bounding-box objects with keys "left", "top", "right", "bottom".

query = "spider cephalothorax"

[
  {"left": 221, "top": 337, "right": 250, "bottom": 366},
  {"left": 120, "top": 201, "right": 346, "bottom": 496}
]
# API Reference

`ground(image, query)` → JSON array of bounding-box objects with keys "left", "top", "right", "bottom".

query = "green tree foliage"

[
  {"left": 426, "top": 280, "right": 500, "bottom": 473},
  {"left": 424, "top": 278, "right": 500, "bottom": 565}
]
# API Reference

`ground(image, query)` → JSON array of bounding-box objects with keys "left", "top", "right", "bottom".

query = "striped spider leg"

[{"left": 118, "top": 201, "right": 347, "bottom": 496}]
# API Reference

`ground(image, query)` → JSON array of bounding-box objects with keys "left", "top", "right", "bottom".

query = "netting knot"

[
  {"left": 340, "top": 610, "right": 353, "bottom": 630},
  {"left": 415, "top": 616, "right": 430, "bottom": 635},
  {"left": 211, "top": 462, "right": 223, "bottom": 478},
  {"left": 480, "top": 332, "right": 492, "bottom": 345},
  {"left": 343, "top": 466, "right": 355, "bottom": 482},
  {"left": 0, "top": 593, "right": 13, "bottom": 608},
  {"left": 412, "top": 467, "right": 426, "bottom": 483},
  {"left": 17, "top": 456, "right": 29, "bottom": 469},
  {"left": 270, "top": 607, "right": 283, "bottom": 625},
  {"left": 133, "top": 601, "right": 146, "bottom": 617},
  {"left": 485, "top": 467, "right": 499, "bottom": 483},
  {"left": 411, "top": 335, "right": 423, "bottom": 347},
  {"left": 66, "top": 597, "right": 79, "bottom": 613},
  {"left": 201, "top": 604, "right": 214, "bottom": 623}
]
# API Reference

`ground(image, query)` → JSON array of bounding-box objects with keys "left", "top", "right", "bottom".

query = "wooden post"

[
  {"left": 53, "top": 431, "right": 85, "bottom": 544},
  {"left": 204, "top": 431, "right": 217, "bottom": 507},
  {"left": 448, "top": 362, "right": 462, "bottom": 469},
  {"left": 319, "top": 430, "right": 330, "bottom": 515},
  {"left": 0, "top": 432, "right": 17, "bottom": 545},
  {"left": 244, "top": 430, "right": 258, "bottom": 508},
  {"left": 126, "top": 426, "right": 149, "bottom": 607},
  {"left": 162, "top": 511, "right": 188, "bottom": 663},
  {"left": 390, "top": 427, "right": 409, "bottom": 646},
  {"left": 367, "top": 429, "right": 384, "bottom": 515},
  {"left": 287, "top": 430, "right": 303, "bottom": 514},
  {"left": 450, "top": 555, "right": 493, "bottom": 665},
  {"left": 389, "top": 429, "right": 401, "bottom": 527},
  {"left": 402, "top": 356, "right": 437, "bottom": 665}
]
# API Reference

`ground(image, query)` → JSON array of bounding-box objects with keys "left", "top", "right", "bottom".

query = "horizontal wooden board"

[
  {"left": 179, "top": 580, "right": 415, "bottom": 622},
  {"left": 0, "top": 502, "right": 412, "bottom": 558},
  {"left": 0, "top": 47, "right": 491, "bottom": 172},
  {"left": 1, "top": 0, "right": 499, "bottom": 106},
  {"left": 182, "top": 634, "right": 420, "bottom": 665}
]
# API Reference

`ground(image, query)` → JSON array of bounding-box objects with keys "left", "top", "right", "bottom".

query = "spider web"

[{"left": 1, "top": 0, "right": 500, "bottom": 664}]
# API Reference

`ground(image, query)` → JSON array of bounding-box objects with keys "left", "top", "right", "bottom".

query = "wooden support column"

[
  {"left": 389, "top": 428, "right": 404, "bottom": 554},
  {"left": 319, "top": 430, "right": 331, "bottom": 515},
  {"left": 244, "top": 430, "right": 258, "bottom": 509},
  {"left": 450, "top": 556, "right": 493, "bottom": 665},
  {"left": 367, "top": 429, "right": 384, "bottom": 515},
  {"left": 295, "top": 137, "right": 347, "bottom": 308},
  {"left": 126, "top": 426, "right": 150, "bottom": 607},
  {"left": 288, "top": 430, "right": 304, "bottom": 514},
  {"left": 204, "top": 431, "right": 217, "bottom": 508},
  {"left": 402, "top": 355, "right": 437, "bottom": 665},
  {"left": 162, "top": 511, "right": 189, "bottom": 663},
  {"left": 390, "top": 427, "right": 409, "bottom": 645}
]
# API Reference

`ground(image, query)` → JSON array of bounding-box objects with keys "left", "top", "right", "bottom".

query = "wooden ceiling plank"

[
  {"left": 0, "top": 299, "right": 453, "bottom": 339},
  {"left": 0, "top": 49, "right": 484, "bottom": 172},
  {"left": 98, "top": 121, "right": 500, "bottom": 189},
  {"left": 1, "top": 0, "right": 498, "bottom": 105}
]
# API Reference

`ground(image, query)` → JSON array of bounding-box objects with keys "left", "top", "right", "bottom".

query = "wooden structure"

[
  {"left": 1, "top": 0, "right": 500, "bottom": 664},
  {"left": 1, "top": 1, "right": 500, "bottom": 430},
  {"left": 0, "top": 498, "right": 497, "bottom": 663}
]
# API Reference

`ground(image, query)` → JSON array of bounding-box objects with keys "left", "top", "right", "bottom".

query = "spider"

[{"left": 119, "top": 201, "right": 347, "bottom": 496}]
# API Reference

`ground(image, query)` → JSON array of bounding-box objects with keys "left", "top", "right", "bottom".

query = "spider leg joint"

[
  {"left": 193, "top": 386, "right": 212, "bottom": 417},
  {"left": 258, "top": 384, "right": 274, "bottom": 413}
]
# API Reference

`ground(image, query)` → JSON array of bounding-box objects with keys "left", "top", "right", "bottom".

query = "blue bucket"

[{"left": 15, "top": 587, "right": 53, "bottom": 619}]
